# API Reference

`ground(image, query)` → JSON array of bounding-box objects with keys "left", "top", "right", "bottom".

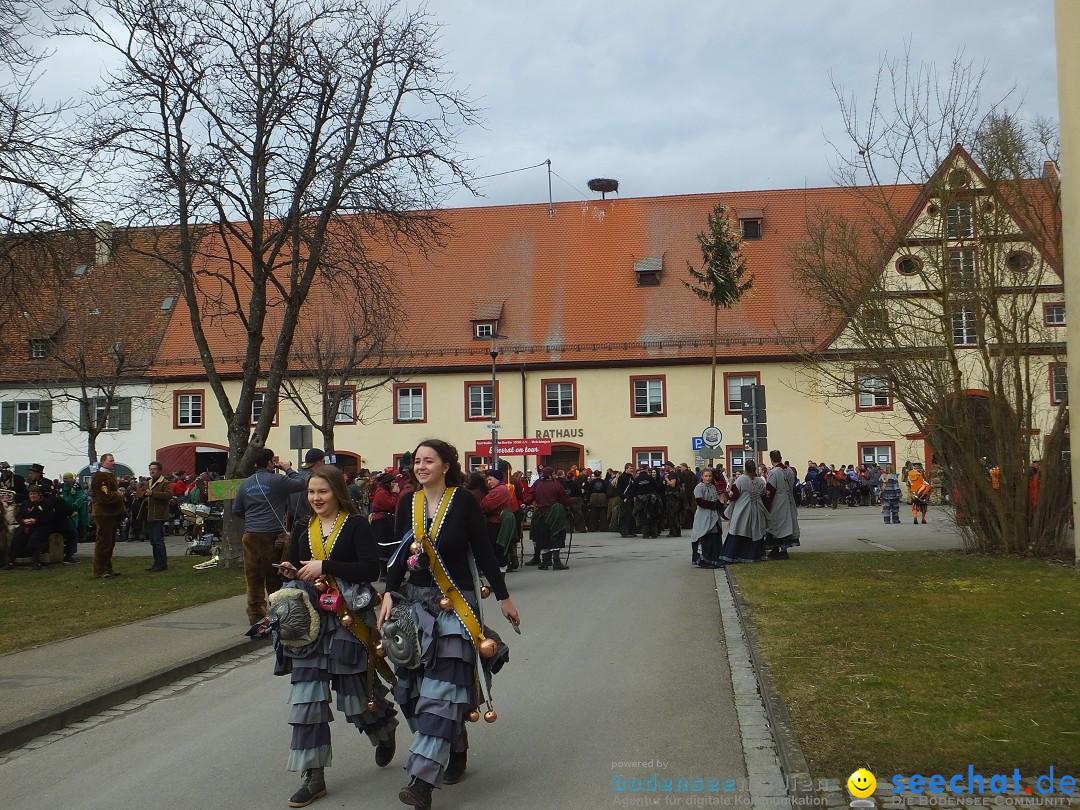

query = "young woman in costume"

[
  {"left": 277, "top": 466, "right": 398, "bottom": 808},
  {"left": 690, "top": 468, "right": 725, "bottom": 568},
  {"left": 718, "top": 459, "right": 768, "bottom": 564},
  {"left": 378, "top": 439, "right": 520, "bottom": 809}
]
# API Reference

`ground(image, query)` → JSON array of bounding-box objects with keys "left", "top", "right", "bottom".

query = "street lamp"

[{"left": 489, "top": 336, "right": 501, "bottom": 469}]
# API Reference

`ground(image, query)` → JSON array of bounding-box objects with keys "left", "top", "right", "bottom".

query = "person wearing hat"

[
  {"left": 24, "top": 463, "right": 54, "bottom": 498},
  {"left": 369, "top": 469, "right": 400, "bottom": 572},
  {"left": 287, "top": 449, "right": 326, "bottom": 526},
  {"left": 0, "top": 462, "right": 23, "bottom": 498},
  {"left": 25, "top": 463, "right": 82, "bottom": 564},
  {"left": 481, "top": 469, "right": 516, "bottom": 572},
  {"left": 59, "top": 472, "right": 90, "bottom": 547}
]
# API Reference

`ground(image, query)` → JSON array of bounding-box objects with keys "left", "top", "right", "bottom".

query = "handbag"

[{"left": 317, "top": 588, "right": 344, "bottom": 613}]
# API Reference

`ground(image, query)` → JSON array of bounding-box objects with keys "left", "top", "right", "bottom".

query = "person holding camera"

[{"left": 233, "top": 449, "right": 308, "bottom": 624}]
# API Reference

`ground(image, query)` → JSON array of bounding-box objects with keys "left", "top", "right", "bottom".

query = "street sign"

[
  {"left": 483, "top": 423, "right": 503, "bottom": 431},
  {"left": 289, "top": 424, "right": 313, "bottom": 450},
  {"left": 474, "top": 438, "right": 552, "bottom": 456},
  {"left": 701, "top": 426, "right": 722, "bottom": 448}
]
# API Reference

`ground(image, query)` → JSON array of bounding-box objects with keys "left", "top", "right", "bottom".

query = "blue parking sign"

[{"left": 691, "top": 437, "right": 706, "bottom": 451}]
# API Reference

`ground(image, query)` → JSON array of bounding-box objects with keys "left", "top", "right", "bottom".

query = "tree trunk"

[{"left": 709, "top": 304, "right": 718, "bottom": 426}]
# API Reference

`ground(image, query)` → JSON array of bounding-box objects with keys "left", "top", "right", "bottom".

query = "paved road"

[{"left": 3, "top": 530, "right": 759, "bottom": 810}]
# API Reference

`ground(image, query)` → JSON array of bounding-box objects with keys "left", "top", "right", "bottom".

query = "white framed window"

[
  {"left": 175, "top": 391, "right": 203, "bottom": 428},
  {"left": 635, "top": 449, "right": 665, "bottom": 468},
  {"left": 1045, "top": 303, "right": 1066, "bottom": 326},
  {"left": 948, "top": 249, "right": 976, "bottom": 289},
  {"left": 945, "top": 201, "right": 973, "bottom": 239},
  {"left": 1051, "top": 364, "right": 1068, "bottom": 405},
  {"left": 725, "top": 373, "right": 759, "bottom": 413},
  {"left": 396, "top": 386, "right": 425, "bottom": 422},
  {"left": 251, "top": 392, "right": 265, "bottom": 425},
  {"left": 727, "top": 446, "right": 753, "bottom": 473},
  {"left": 857, "top": 373, "right": 890, "bottom": 409},
  {"left": 16, "top": 401, "right": 40, "bottom": 434},
  {"left": 468, "top": 383, "right": 495, "bottom": 420},
  {"left": 328, "top": 387, "right": 356, "bottom": 423},
  {"left": 474, "top": 322, "right": 495, "bottom": 339},
  {"left": 631, "top": 377, "right": 665, "bottom": 416},
  {"left": 952, "top": 307, "right": 978, "bottom": 347},
  {"left": 544, "top": 381, "right": 575, "bottom": 418},
  {"left": 860, "top": 444, "right": 894, "bottom": 466},
  {"left": 94, "top": 397, "right": 120, "bottom": 431},
  {"left": 29, "top": 339, "right": 47, "bottom": 359}
]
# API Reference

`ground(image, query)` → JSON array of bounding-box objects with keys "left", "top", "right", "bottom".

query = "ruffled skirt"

[
  {"left": 391, "top": 583, "right": 497, "bottom": 786},
  {"left": 718, "top": 532, "right": 767, "bottom": 564},
  {"left": 283, "top": 611, "right": 398, "bottom": 772}
]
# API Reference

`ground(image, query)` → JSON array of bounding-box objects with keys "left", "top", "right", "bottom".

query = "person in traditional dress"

[
  {"left": 525, "top": 466, "right": 570, "bottom": 570},
  {"left": 764, "top": 450, "right": 800, "bottom": 560},
  {"left": 275, "top": 465, "right": 399, "bottom": 808},
  {"left": 690, "top": 468, "right": 725, "bottom": 568},
  {"left": 379, "top": 440, "right": 520, "bottom": 809},
  {"left": 718, "top": 459, "right": 768, "bottom": 564}
]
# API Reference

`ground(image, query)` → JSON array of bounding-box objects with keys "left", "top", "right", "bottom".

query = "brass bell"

[
  {"left": 467, "top": 710, "right": 480, "bottom": 723},
  {"left": 313, "top": 577, "right": 329, "bottom": 594},
  {"left": 374, "top": 641, "right": 385, "bottom": 657},
  {"left": 480, "top": 585, "right": 491, "bottom": 599},
  {"left": 439, "top": 596, "right": 453, "bottom": 611},
  {"left": 478, "top": 638, "right": 497, "bottom": 658},
  {"left": 484, "top": 709, "right": 498, "bottom": 723},
  {"left": 341, "top": 614, "right": 354, "bottom": 628},
  {"left": 410, "top": 541, "right": 422, "bottom": 554},
  {"left": 366, "top": 699, "right": 378, "bottom": 712}
]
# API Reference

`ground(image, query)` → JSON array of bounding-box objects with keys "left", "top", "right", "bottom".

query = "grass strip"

[
  {"left": 732, "top": 550, "right": 1078, "bottom": 777},
  {"left": 0, "top": 554, "right": 245, "bottom": 655}
]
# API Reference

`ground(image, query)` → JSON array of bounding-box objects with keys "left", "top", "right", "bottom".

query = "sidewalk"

[{"left": 0, "top": 509, "right": 966, "bottom": 757}]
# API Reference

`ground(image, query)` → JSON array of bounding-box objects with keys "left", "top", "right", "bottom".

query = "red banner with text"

[{"left": 474, "top": 438, "right": 552, "bottom": 456}]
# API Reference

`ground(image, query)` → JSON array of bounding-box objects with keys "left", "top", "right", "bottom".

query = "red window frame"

[
  {"left": 464, "top": 453, "right": 492, "bottom": 472},
  {"left": 1043, "top": 302, "right": 1066, "bottom": 327},
  {"left": 629, "top": 375, "right": 667, "bottom": 418},
  {"left": 631, "top": 446, "right": 668, "bottom": 468},
  {"left": 463, "top": 380, "right": 500, "bottom": 422},
  {"left": 857, "top": 442, "right": 896, "bottom": 469},
  {"left": 723, "top": 371, "right": 761, "bottom": 414},
  {"left": 393, "top": 382, "right": 428, "bottom": 424},
  {"left": 1049, "top": 362, "right": 1068, "bottom": 405},
  {"left": 725, "top": 444, "right": 762, "bottom": 475},
  {"left": 541, "top": 377, "right": 578, "bottom": 421},
  {"left": 854, "top": 369, "right": 893, "bottom": 412},
  {"left": 173, "top": 388, "right": 205, "bottom": 429},
  {"left": 249, "top": 390, "right": 280, "bottom": 427},
  {"left": 329, "top": 385, "right": 358, "bottom": 425}
]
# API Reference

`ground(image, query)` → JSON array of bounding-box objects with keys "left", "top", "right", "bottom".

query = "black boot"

[
  {"left": 538, "top": 552, "right": 551, "bottom": 570},
  {"left": 443, "top": 750, "right": 468, "bottom": 784},
  {"left": 550, "top": 551, "right": 568, "bottom": 570},
  {"left": 523, "top": 550, "right": 541, "bottom": 566},
  {"left": 375, "top": 734, "right": 396, "bottom": 767},
  {"left": 288, "top": 768, "right": 327, "bottom": 807},
  {"left": 398, "top": 777, "right": 433, "bottom": 809},
  {"left": 691, "top": 543, "right": 700, "bottom": 566}
]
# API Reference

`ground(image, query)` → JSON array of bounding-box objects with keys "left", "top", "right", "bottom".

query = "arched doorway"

[
  {"left": 539, "top": 442, "right": 584, "bottom": 473},
  {"left": 328, "top": 451, "right": 360, "bottom": 478}
]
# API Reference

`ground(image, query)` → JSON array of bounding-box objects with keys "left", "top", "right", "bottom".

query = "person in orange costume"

[{"left": 907, "top": 468, "right": 932, "bottom": 524}]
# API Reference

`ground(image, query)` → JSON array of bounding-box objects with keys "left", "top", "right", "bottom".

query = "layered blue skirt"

[{"left": 283, "top": 610, "right": 398, "bottom": 771}]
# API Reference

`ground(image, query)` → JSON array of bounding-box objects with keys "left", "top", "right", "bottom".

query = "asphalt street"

[{"left": 4, "top": 524, "right": 763, "bottom": 810}]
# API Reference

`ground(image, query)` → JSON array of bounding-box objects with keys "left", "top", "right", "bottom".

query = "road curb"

[
  {"left": 0, "top": 637, "right": 267, "bottom": 755},
  {"left": 726, "top": 571, "right": 816, "bottom": 805}
]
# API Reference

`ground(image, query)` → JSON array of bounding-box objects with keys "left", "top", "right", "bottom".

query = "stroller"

[{"left": 180, "top": 501, "right": 224, "bottom": 556}]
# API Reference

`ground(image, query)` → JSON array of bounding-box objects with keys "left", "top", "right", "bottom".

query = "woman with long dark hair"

[
  {"left": 378, "top": 439, "right": 520, "bottom": 809},
  {"left": 277, "top": 466, "right": 398, "bottom": 807}
]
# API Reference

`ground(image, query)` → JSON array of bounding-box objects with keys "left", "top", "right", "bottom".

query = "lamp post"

[{"left": 489, "top": 339, "right": 499, "bottom": 469}]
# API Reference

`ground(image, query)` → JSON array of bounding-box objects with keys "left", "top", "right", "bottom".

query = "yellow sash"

[
  {"left": 308, "top": 513, "right": 395, "bottom": 686},
  {"left": 412, "top": 488, "right": 488, "bottom": 651}
]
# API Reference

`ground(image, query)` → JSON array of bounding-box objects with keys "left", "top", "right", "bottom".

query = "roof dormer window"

[{"left": 474, "top": 321, "right": 496, "bottom": 339}]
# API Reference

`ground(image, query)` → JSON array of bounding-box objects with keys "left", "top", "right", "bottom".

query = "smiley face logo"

[{"left": 847, "top": 768, "right": 876, "bottom": 798}]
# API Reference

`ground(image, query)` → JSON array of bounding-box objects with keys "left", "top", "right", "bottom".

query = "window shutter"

[
  {"left": 38, "top": 400, "right": 52, "bottom": 434},
  {"left": 118, "top": 398, "right": 132, "bottom": 431},
  {"left": 1, "top": 401, "right": 13, "bottom": 434},
  {"left": 79, "top": 399, "right": 89, "bottom": 431}
]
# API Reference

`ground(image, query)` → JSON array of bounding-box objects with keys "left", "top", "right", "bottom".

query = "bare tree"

[
  {"left": 65, "top": 0, "right": 473, "bottom": 479},
  {"left": 279, "top": 273, "right": 403, "bottom": 455},
  {"left": 791, "top": 51, "right": 1068, "bottom": 558}
]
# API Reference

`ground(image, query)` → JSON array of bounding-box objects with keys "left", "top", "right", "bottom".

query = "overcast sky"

[
  {"left": 428, "top": 0, "right": 1058, "bottom": 208},
  {"left": 31, "top": 0, "right": 1058, "bottom": 210}
]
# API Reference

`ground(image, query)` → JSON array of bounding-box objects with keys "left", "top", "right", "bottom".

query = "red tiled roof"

[{"left": 152, "top": 184, "right": 924, "bottom": 377}]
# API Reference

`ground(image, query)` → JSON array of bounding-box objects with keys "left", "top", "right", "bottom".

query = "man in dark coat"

[
  {"left": 91, "top": 454, "right": 128, "bottom": 578},
  {"left": 615, "top": 463, "right": 637, "bottom": 537}
]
